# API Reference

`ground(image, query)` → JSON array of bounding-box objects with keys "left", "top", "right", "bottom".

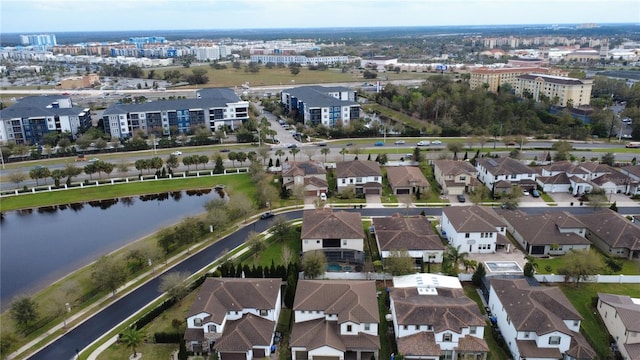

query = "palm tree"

[
  {"left": 524, "top": 255, "right": 538, "bottom": 277},
  {"left": 120, "top": 326, "right": 145, "bottom": 357},
  {"left": 275, "top": 149, "right": 285, "bottom": 162},
  {"left": 339, "top": 148, "right": 348, "bottom": 161},
  {"left": 445, "top": 245, "right": 468, "bottom": 276},
  {"left": 320, "top": 147, "right": 331, "bottom": 162},
  {"left": 289, "top": 147, "right": 300, "bottom": 162}
]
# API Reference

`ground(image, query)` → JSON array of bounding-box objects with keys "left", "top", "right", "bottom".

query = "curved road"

[{"left": 28, "top": 206, "right": 639, "bottom": 359}]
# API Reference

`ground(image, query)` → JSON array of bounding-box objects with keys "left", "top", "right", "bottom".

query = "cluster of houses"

[{"left": 183, "top": 273, "right": 640, "bottom": 360}]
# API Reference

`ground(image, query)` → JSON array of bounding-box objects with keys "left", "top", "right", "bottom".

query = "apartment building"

[
  {"left": 102, "top": 88, "right": 248, "bottom": 139},
  {"left": 514, "top": 74, "right": 593, "bottom": 107},
  {"left": 56, "top": 74, "right": 100, "bottom": 90},
  {"left": 249, "top": 54, "right": 349, "bottom": 65},
  {"left": 281, "top": 86, "right": 360, "bottom": 127},
  {"left": 469, "top": 66, "right": 568, "bottom": 93}
]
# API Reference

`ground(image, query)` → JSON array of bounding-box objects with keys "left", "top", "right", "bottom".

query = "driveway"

[{"left": 365, "top": 194, "right": 382, "bottom": 207}]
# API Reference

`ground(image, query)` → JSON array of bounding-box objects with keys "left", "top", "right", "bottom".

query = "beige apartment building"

[
  {"left": 514, "top": 74, "right": 593, "bottom": 107},
  {"left": 469, "top": 66, "right": 568, "bottom": 93},
  {"left": 56, "top": 74, "right": 100, "bottom": 89}
]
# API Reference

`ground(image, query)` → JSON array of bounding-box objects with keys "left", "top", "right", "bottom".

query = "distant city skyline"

[{"left": 2, "top": 0, "right": 639, "bottom": 34}]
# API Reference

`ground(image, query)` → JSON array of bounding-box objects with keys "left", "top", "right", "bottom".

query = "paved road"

[{"left": 27, "top": 205, "right": 638, "bottom": 360}]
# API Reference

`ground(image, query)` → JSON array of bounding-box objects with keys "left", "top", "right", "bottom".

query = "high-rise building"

[
  {"left": 19, "top": 34, "right": 57, "bottom": 47},
  {"left": 514, "top": 74, "right": 593, "bottom": 107}
]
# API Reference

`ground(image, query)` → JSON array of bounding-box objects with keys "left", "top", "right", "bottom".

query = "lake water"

[{"left": 0, "top": 189, "right": 222, "bottom": 308}]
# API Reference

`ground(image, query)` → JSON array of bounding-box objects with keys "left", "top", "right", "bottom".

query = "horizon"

[{"left": 2, "top": 0, "right": 639, "bottom": 33}]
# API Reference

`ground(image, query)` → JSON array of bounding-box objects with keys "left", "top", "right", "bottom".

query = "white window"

[
  {"left": 549, "top": 336, "right": 561, "bottom": 345},
  {"left": 470, "top": 326, "right": 477, "bottom": 335},
  {"left": 208, "top": 325, "right": 216, "bottom": 332},
  {"left": 194, "top": 318, "right": 202, "bottom": 326},
  {"left": 347, "top": 325, "right": 352, "bottom": 332},
  {"left": 260, "top": 309, "right": 268, "bottom": 316},
  {"left": 364, "top": 323, "right": 370, "bottom": 331},
  {"left": 443, "top": 333, "right": 452, "bottom": 342}
]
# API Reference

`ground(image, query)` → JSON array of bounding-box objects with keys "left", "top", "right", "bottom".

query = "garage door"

[
  {"left": 364, "top": 188, "right": 380, "bottom": 195},
  {"left": 396, "top": 188, "right": 410, "bottom": 195},
  {"left": 305, "top": 190, "right": 317, "bottom": 196},
  {"left": 313, "top": 356, "right": 340, "bottom": 360},
  {"left": 221, "top": 352, "right": 246, "bottom": 360},
  {"left": 253, "top": 348, "right": 265, "bottom": 358}
]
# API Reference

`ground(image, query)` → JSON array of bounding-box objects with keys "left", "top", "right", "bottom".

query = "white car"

[
  {"left": 319, "top": 193, "right": 327, "bottom": 201},
  {"left": 432, "top": 140, "right": 442, "bottom": 145},
  {"left": 417, "top": 140, "right": 430, "bottom": 146},
  {"left": 171, "top": 151, "right": 182, "bottom": 156},
  {"left": 522, "top": 190, "right": 530, "bottom": 196},
  {"left": 394, "top": 140, "right": 406, "bottom": 145}
]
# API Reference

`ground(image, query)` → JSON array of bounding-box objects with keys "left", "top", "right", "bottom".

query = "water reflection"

[{"left": 1, "top": 187, "right": 227, "bottom": 308}]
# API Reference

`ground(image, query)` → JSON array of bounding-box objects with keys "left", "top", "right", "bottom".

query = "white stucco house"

[
  {"left": 597, "top": 292, "right": 640, "bottom": 360},
  {"left": 301, "top": 209, "right": 365, "bottom": 265},
  {"left": 441, "top": 205, "right": 510, "bottom": 254},
  {"left": 336, "top": 160, "right": 383, "bottom": 195},
  {"left": 476, "top": 157, "right": 536, "bottom": 193}
]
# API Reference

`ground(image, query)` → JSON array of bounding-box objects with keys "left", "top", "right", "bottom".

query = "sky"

[{"left": 1, "top": 0, "right": 639, "bottom": 33}]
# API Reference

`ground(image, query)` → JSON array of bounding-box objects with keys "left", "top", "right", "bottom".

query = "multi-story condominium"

[
  {"left": 196, "top": 46, "right": 221, "bottom": 61},
  {"left": 390, "top": 274, "right": 488, "bottom": 360},
  {"left": 441, "top": 205, "right": 509, "bottom": 254},
  {"left": 250, "top": 54, "right": 349, "bottom": 65},
  {"left": 290, "top": 280, "right": 380, "bottom": 360},
  {"left": 184, "top": 278, "right": 282, "bottom": 358},
  {"left": 469, "top": 66, "right": 568, "bottom": 93},
  {"left": 127, "top": 36, "right": 166, "bottom": 48},
  {"left": 488, "top": 278, "right": 595, "bottom": 360},
  {"left": 597, "top": 293, "right": 640, "bottom": 360},
  {"left": 102, "top": 88, "right": 248, "bottom": 139},
  {"left": 0, "top": 95, "right": 91, "bottom": 145},
  {"left": 514, "top": 74, "right": 593, "bottom": 107},
  {"left": 281, "top": 86, "right": 360, "bottom": 127},
  {"left": 20, "top": 34, "right": 57, "bottom": 47}
]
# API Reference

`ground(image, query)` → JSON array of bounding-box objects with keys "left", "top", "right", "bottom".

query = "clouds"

[{"left": 2, "top": 0, "right": 638, "bottom": 33}]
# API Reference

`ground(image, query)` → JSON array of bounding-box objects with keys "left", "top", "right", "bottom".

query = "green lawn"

[{"left": 535, "top": 252, "right": 640, "bottom": 275}]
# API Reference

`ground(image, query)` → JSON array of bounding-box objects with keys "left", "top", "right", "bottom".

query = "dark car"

[
  {"left": 220, "top": 148, "right": 231, "bottom": 153},
  {"left": 260, "top": 211, "right": 274, "bottom": 220},
  {"left": 287, "top": 144, "right": 298, "bottom": 149},
  {"left": 457, "top": 194, "right": 466, "bottom": 203},
  {"left": 531, "top": 189, "right": 540, "bottom": 198}
]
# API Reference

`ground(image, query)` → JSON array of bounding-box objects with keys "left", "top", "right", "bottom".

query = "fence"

[
  {"left": 534, "top": 274, "right": 640, "bottom": 284},
  {"left": 0, "top": 167, "right": 250, "bottom": 198}
]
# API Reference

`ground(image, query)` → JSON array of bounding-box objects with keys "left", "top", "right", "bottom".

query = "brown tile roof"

[
  {"left": 290, "top": 319, "right": 380, "bottom": 352},
  {"left": 591, "top": 171, "right": 631, "bottom": 186},
  {"left": 304, "top": 176, "right": 329, "bottom": 189},
  {"left": 577, "top": 209, "right": 640, "bottom": 251},
  {"left": 433, "top": 159, "right": 476, "bottom": 176},
  {"left": 213, "top": 313, "right": 274, "bottom": 352},
  {"left": 336, "top": 160, "right": 381, "bottom": 178},
  {"left": 386, "top": 166, "right": 429, "bottom": 189},
  {"left": 294, "top": 280, "right": 380, "bottom": 325},
  {"left": 536, "top": 172, "right": 570, "bottom": 185},
  {"left": 184, "top": 327, "right": 205, "bottom": 342},
  {"left": 567, "top": 331, "right": 597, "bottom": 360},
  {"left": 542, "top": 161, "right": 577, "bottom": 173},
  {"left": 282, "top": 161, "right": 327, "bottom": 177},
  {"left": 443, "top": 205, "right": 507, "bottom": 233},
  {"left": 301, "top": 209, "right": 364, "bottom": 240},
  {"left": 477, "top": 157, "right": 534, "bottom": 176},
  {"left": 397, "top": 332, "right": 441, "bottom": 357},
  {"left": 372, "top": 214, "right": 444, "bottom": 252},
  {"left": 516, "top": 339, "right": 562, "bottom": 358},
  {"left": 580, "top": 162, "right": 611, "bottom": 173},
  {"left": 500, "top": 210, "right": 591, "bottom": 246},
  {"left": 620, "top": 165, "right": 640, "bottom": 178},
  {"left": 624, "top": 343, "right": 640, "bottom": 360},
  {"left": 390, "top": 287, "right": 485, "bottom": 333},
  {"left": 186, "top": 278, "right": 281, "bottom": 322},
  {"left": 598, "top": 293, "right": 640, "bottom": 332},
  {"left": 456, "top": 335, "right": 489, "bottom": 353},
  {"left": 490, "top": 278, "right": 581, "bottom": 335}
]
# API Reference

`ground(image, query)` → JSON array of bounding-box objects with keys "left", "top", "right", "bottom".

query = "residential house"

[
  {"left": 441, "top": 205, "right": 510, "bottom": 253},
  {"left": 184, "top": 278, "right": 282, "bottom": 358},
  {"left": 372, "top": 213, "right": 445, "bottom": 266},
  {"left": 280, "top": 86, "right": 360, "bottom": 127},
  {"left": 499, "top": 210, "right": 591, "bottom": 256},
  {"left": 301, "top": 209, "right": 365, "bottom": 264},
  {"left": 290, "top": 280, "right": 380, "bottom": 360},
  {"left": 619, "top": 165, "right": 640, "bottom": 195},
  {"left": 390, "top": 274, "right": 488, "bottom": 360},
  {"left": 102, "top": 87, "right": 249, "bottom": 139},
  {"left": 488, "top": 278, "right": 595, "bottom": 360},
  {"left": 577, "top": 209, "right": 640, "bottom": 259},
  {"left": 336, "top": 160, "right": 382, "bottom": 195},
  {"left": 536, "top": 161, "right": 593, "bottom": 195},
  {"left": 0, "top": 95, "right": 92, "bottom": 144},
  {"left": 475, "top": 157, "right": 536, "bottom": 194},
  {"left": 282, "top": 161, "right": 328, "bottom": 197},
  {"left": 597, "top": 293, "right": 640, "bottom": 360},
  {"left": 432, "top": 160, "right": 478, "bottom": 195},
  {"left": 385, "top": 166, "right": 429, "bottom": 196}
]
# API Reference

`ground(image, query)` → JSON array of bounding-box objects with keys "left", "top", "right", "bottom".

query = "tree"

[
  {"left": 290, "top": 66, "right": 300, "bottom": 76},
  {"left": 0, "top": 331, "right": 17, "bottom": 358},
  {"left": 49, "top": 280, "right": 78, "bottom": 328},
  {"left": 289, "top": 147, "right": 300, "bottom": 162},
  {"left": 444, "top": 245, "right": 468, "bottom": 276},
  {"left": 91, "top": 255, "right": 127, "bottom": 296},
  {"left": 213, "top": 155, "right": 225, "bottom": 174},
  {"left": 472, "top": 263, "right": 486, "bottom": 286},
  {"left": 270, "top": 216, "right": 290, "bottom": 243},
  {"left": 321, "top": 147, "right": 331, "bottom": 162},
  {"left": 339, "top": 148, "right": 348, "bottom": 161},
  {"left": 601, "top": 152, "right": 615, "bottom": 166},
  {"left": 246, "top": 231, "right": 265, "bottom": 263},
  {"left": 588, "top": 191, "right": 609, "bottom": 211},
  {"left": 159, "top": 271, "right": 191, "bottom": 304},
  {"left": 609, "top": 201, "right": 618, "bottom": 212},
  {"left": 166, "top": 154, "right": 179, "bottom": 171},
  {"left": 302, "top": 250, "right": 327, "bottom": 279},
  {"left": 227, "top": 192, "right": 254, "bottom": 222},
  {"left": 558, "top": 249, "right": 604, "bottom": 287},
  {"left": 275, "top": 149, "right": 285, "bottom": 162},
  {"left": 523, "top": 255, "right": 538, "bottom": 277},
  {"left": 120, "top": 326, "right": 146, "bottom": 357},
  {"left": 8, "top": 171, "right": 26, "bottom": 188},
  {"left": 10, "top": 295, "right": 38, "bottom": 335},
  {"left": 63, "top": 163, "right": 82, "bottom": 185},
  {"left": 552, "top": 141, "right": 573, "bottom": 161},
  {"left": 385, "top": 249, "right": 415, "bottom": 276}
]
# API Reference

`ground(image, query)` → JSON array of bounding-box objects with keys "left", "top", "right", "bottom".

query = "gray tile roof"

[
  {"left": 186, "top": 278, "right": 281, "bottom": 323},
  {"left": 433, "top": 159, "right": 476, "bottom": 176},
  {"left": 386, "top": 166, "right": 429, "bottom": 189},
  {"left": 577, "top": 209, "right": 640, "bottom": 251},
  {"left": 499, "top": 210, "right": 591, "bottom": 246},
  {"left": 372, "top": 214, "right": 444, "bottom": 252},
  {"left": 336, "top": 160, "right": 381, "bottom": 178},
  {"left": 301, "top": 209, "right": 363, "bottom": 240},
  {"left": 197, "top": 87, "right": 242, "bottom": 102},
  {"left": 477, "top": 157, "right": 533, "bottom": 176},
  {"left": 213, "top": 313, "right": 274, "bottom": 352},
  {"left": 598, "top": 293, "right": 640, "bottom": 332},
  {"left": 397, "top": 332, "right": 441, "bottom": 357},
  {"left": 284, "top": 86, "right": 357, "bottom": 108},
  {"left": 103, "top": 98, "right": 218, "bottom": 115},
  {"left": 0, "top": 95, "right": 85, "bottom": 119},
  {"left": 442, "top": 205, "right": 507, "bottom": 233},
  {"left": 282, "top": 161, "right": 327, "bottom": 177},
  {"left": 490, "top": 278, "right": 582, "bottom": 335}
]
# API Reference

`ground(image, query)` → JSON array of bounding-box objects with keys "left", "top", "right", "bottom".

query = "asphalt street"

[{"left": 27, "top": 205, "right": 638, "bottom": 360}]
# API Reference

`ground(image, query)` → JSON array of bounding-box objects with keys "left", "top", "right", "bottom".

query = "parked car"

[
  {"left": 260, "top": 211, "right": 274, "bottom": 220},
  {"left": 374, "top": 141, "right": 384, "bottom": 146},
  {"left": 417, "top": 140, "right": 430, "bottom": 146},
  {"left": 317, "top": 142, "right": 327, "bottom": 147},
  {"left": 431, "top": 140, "right": 442, "bottom": 145},
  {"left": 522, "top": 190, "right": 530, "bottom": 196},
  {"left": 171, "top": 151, "right": 182, "bottom": 156},
  {"left": 394, "top": 140, "right": 405, "bottom": 145},
  {"left": 320, "top": 193, "right": 327, "bottom": 201},
  {"left": 457, "top": 194, "right": 466, "bottom": 203},
  {"left": 531, "top": 189, "right": 540, "bottom": 197}
]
